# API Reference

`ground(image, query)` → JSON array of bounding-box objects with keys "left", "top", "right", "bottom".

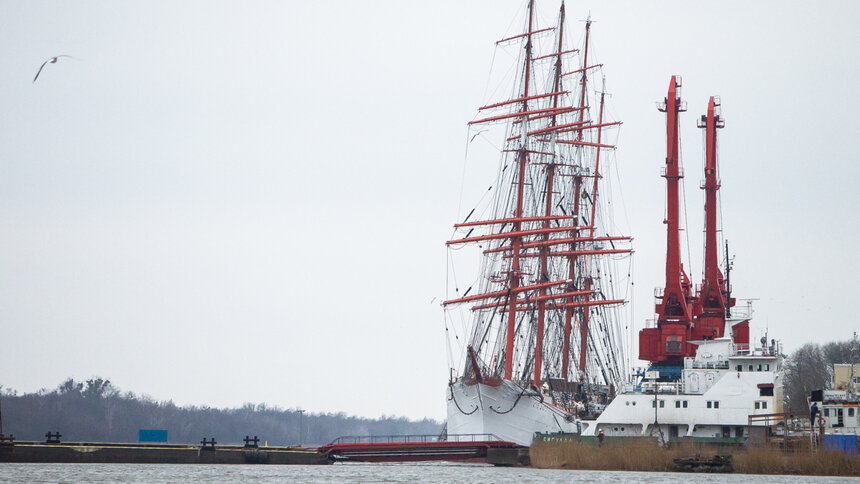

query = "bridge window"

[{"left": 666, "top": 336, "right": 682, "bottom": 354}]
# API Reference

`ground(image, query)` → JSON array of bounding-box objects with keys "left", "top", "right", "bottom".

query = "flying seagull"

[{"left": 33, "top": 55, "right": 79, "bottom": 83}]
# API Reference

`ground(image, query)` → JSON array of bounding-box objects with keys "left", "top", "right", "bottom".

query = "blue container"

[
  {"left": 824, "top": 434, "right": 858, "bottom": 456},
  {"left": 138, "top": 429, "right": 168, "bottom": 443}
]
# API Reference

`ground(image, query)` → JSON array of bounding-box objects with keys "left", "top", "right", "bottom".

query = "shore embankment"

[{"left": 530, "top": 438, "right": 860, "bottom": 476}]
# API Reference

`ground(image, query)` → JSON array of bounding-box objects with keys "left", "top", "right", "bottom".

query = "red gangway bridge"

[{"left": 318, "top": 434, "right": 520, "bottom": 463}]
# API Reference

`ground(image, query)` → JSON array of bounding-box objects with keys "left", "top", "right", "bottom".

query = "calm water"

[{"left": 1, "top": 462, "right": 858, "bottom": 483}]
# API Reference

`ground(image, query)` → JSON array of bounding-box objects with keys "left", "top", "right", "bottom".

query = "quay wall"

[{"left": 0, "top": 441, "right": 330, "bottom": 465}]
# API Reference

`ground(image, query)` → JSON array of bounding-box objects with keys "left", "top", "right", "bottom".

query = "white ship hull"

[
  {"left": 446, "top": 378, "right": 579, "bottom": 446},
  {"left": 581, "top": 337, "right": 783, "bottom": 439}
]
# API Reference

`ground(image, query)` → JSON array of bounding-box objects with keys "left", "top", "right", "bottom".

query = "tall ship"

[
  {"left": 443, "top": 0, "right": 633, "bottom": 446},
  {"left": 581, "top": 78, "right": 783, "bottom": 439}
]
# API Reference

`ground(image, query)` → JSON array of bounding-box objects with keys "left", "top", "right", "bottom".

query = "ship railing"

[
  {"left": 326, "top": 433, "right": 504, "bottom": 445},
  {"left": 640, "top": 381, "right": 683, "bottom": 394},
  {"left": 755, "top": 347, "right": 778, "bottom": 357},
  {"left": 644, "top": 318, "right": 658, "bottom": 329},
  {"left": 728, "top": 310, "right": 753, "bottom": 320},
  {"left": 731, "top": 343, "right": 751, "bottom": 356},
  {"left": 731, "top": 342, "right": 781, "bottom": 357},
  {"left": 698, "top": 178, "right": 722, "bottom": 190},
  {"left": 660, "top": 166, "right": 685, "bottom": 178},
  {"left": 729, "top": 300, "right": 755, "bottom": 320},
  {"left": 687, "top": 361, "right": 730, "bottom": 370}
]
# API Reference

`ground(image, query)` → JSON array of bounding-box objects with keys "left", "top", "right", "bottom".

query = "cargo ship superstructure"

[{"left": 581, "top": 79, "right": 783, "bottom": 439}]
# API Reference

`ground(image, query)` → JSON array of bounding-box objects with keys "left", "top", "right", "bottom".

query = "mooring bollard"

[
  {"left": 200, "top": 437, "right": 217, "bottom": 450},
  {"left": 243, "top": 435, "right": 260, "bottom": 448},
  {"left": 45, "top": 432, "right": 62, "bottom": 444}
]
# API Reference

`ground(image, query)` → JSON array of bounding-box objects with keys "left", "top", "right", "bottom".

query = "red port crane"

[
  {"left": 640, "top": 82, "right": 748, "bottom": 366},
  {"left": 639, "top": 76, "right": 694, "bottom": 365}
]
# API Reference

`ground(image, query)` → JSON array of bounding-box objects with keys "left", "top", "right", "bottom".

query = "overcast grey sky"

[{"left": 1, "top": 1, "right": 858, "bottom": 420}]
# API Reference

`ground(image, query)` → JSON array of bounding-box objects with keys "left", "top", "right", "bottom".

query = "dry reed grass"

[
  {"left": 734, "top": 446, "right": 860, "bottom": 476},
  {"left": 530, "top": 439, "right": 860, "bottom": 476},
  {"left": 531, "top": 439, "right": 681, "bottom": 471}
]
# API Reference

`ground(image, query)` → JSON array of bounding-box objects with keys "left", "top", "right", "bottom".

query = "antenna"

[
  {"left": 725, "top": 240, "right": 732, "bottom": 318},
  {"left": 851, "top": 332, "right": 858, "bottom": 394}
]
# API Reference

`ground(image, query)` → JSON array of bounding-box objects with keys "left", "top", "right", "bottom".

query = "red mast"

[
  {"left": 639, "top": 76, "right": 693, "bottom": 365},
  {"left": 578, "top": 81, "right": 608, "bottom": 374},
  {"left": 534, "top": 2, "right": 567, "bottom": 388},
  {"left": 693, "top": 97, "right": 744, "bottom": 343},
  {"left": 699, "top": 96, "right": 724, "bottom": 316},
  {"left": 503, "top": 0, "right": 535, "bottom": 380},
  {"left": 658, "top": 76, "right": 692, "bottom": 325},
  {"left": 575, "top": 19, "right": 592, "bottom": 375},
  {"left": 693, "top": 97, "right": 727, "bottom": 334},
  {"left": 563, "top": 17, "right": 592, "bottom": 376},
  {"left": 562, "top": 175, "right": 582, "bottom": 378}
]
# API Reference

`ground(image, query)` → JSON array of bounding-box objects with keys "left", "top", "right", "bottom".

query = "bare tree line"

[
  {"left": 0, "top": 378, "right": 441, "bottom": 446},
  {"left": 783, "top": 336, "right": 860, "bottom": 412}
]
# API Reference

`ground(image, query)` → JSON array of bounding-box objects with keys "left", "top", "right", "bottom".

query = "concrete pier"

[{"left": 0, "top": 440, "right": 330, "bottom": 465}]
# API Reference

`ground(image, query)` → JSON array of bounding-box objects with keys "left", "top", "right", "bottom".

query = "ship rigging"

[{"left": 443, "top": 1, "right": 633, "bottom": 431}]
